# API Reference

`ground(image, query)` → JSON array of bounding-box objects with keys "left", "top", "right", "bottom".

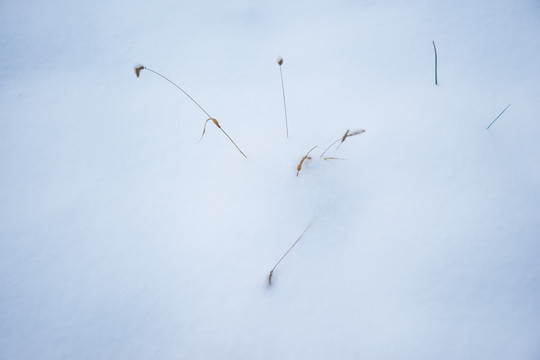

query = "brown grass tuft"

[{"left": 296, "top": 146, "right": 317, "bottom": 176}]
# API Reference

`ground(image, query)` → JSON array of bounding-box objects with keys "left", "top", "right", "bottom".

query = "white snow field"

[{"left": 1, "top": 0, "right": 540, "bottom": 358}]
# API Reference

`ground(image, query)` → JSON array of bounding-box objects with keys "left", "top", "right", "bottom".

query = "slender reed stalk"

[
  {"left": 432, "top": 41, "right": 438, "bottom": 85},
  {"left": 134, "top": 65, "right": 247, "bottom": 158},
  {"left": 296, "top": 146, "right": 317, "bottom": 176},
  {"left": 268, "top": 223, "right": 311, "bottom": 286},
  {"left": 486, "top": 104, "right": 511, "bottom": 130},
  {"left": 320, "top": 129, "right": 365, "bottom": 158},
  {"left": 277, "top": 57, "right": 289, "bottom": 138}
]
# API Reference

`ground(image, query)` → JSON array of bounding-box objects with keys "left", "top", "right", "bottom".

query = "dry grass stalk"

[
  {"left": 268, "top": 223, "right": 312, "bottom": 286},
  {"left": 277, "top": 57, "right": 289, "bottom": 138},
  {"left": 432, "top": 41, "right": 438, "bottom": 85},
  {"left": 198, "top": 117, "right": 247, "bottom": 157},
  {"left": 296, "top": 146, "right": 317, "bottom": 176},
  {"left": 134, "top": 64, "right": 247, "bottom": 158},
  {"left": 339, "top": 129, "right": 350, "bottom": 144},
  {"left": 320, "top": 129, "right": 366, "bottom": 158},
  {"left": 323, "top": 157, "right": 345, "bottom": 160},
  {"left": 486, "top": 104, "right": 511, "bottom": 130}
]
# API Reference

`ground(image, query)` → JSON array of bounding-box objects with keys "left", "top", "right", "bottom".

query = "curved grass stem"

[
  {"left": 277, "top": 57, "right": 289, "bottom": 138},
  {"left": 268, "top": 223, "right": 312, "bottom": 286},
  {"left": 135, "top": 65, "right": 247, "bottom": 158},
  {"left": 143, "top": 66, "right": 212, "bottom": 118}
]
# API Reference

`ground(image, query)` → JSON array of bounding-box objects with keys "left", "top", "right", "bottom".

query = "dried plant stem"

[
  {"left": 320, "top": 129, "right": 365, "bottom": 158},
  {"left": 268, "top": 223, "right": 311, "bottom": 286},
  {"left": 198, "top": 118, "right": 247, "bottom": 158},
  {"left": 277, "top": 58, "right": 289, "bottom": 138},
  {"left": 218, "top": 127, "right": 247, "bottom": 157},
  {"left": 432, "top": 41, "right": 438, "bottom": 85},
  {"left": 320, "top": 138, "right": 342, "bottom": 158},
  {"left": 135, "top": 65, "right": 247, "bottom": 158},
  {"left": 142, "top": 66, "right": 212, "bottom": 118},
  {"left": 486, "top": 104, "right": 511, "bottom": 130},
  {"left": 296, "top": 146, "right": 317, "bottom": 176}
]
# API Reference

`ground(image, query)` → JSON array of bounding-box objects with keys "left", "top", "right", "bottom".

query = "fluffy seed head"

[{"left": 348, "top": 129, "right": 366, "bottom": 136}]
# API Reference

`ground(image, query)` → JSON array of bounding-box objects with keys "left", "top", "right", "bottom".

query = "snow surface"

[{"left": 1, "top": 0, "right": 540, "bottom": 358}]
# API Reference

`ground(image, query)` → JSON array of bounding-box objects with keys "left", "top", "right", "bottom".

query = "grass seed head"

[
  {"left": 277, "top": 57, "right": 284, "bottom": 66},
  {"left": 348, "top": 129, "right": 366, "bottom": 137},
  {"left": 340, "top": 129, "right": 350, "bottom": 143},
  {"left": 134, "top": 65, "right": 145, "bottom": 78},
  {"left": 336, "top": 128, "right": 366, "bottom": 149}
]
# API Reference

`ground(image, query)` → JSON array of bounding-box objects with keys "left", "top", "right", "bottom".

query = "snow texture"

[{"left": 1, "top": 0, "right": 540, "bottom": 358}]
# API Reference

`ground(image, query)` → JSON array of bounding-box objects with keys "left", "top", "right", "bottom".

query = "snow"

[{"left": 1, "top": 0, "right": 540, "bottom": 358}]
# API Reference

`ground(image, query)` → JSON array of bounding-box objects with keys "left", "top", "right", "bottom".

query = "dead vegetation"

[
  {"left": 296, "top": 146, "right": 317, "bottom": 176},
  {"left": 277, "top": 57, "right": 288, "bottom": 138},
  {"left": 320, "top": 129, "right": 365, "bottom": 158},
  {"left": 134, "top": 59, "right": 368, "bottom": 289},
  {"left": 134, "top": 65, "right": 247, "bottom": 158},
  {"left": 268, "top": 223, "right": 312, "bottom": 286}
]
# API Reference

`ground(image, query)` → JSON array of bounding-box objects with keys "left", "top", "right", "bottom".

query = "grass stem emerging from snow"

[
  {"left": 268, "top": 223, "right": 311, "bottom": 286},
  {"left": 277, "top": 57, "right": 289, "bottom": 138},
  {"left": 486, "top": 104, "right": 511, "bottom": 130},
  {"left": 432, "top": 41, "right": 438, "bottom": 85},
  {"left": 134, "top": 65, "right": 247, "bottom": 158}
]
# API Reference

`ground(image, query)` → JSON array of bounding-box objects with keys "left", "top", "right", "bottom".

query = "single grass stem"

[
  {"left": 277, "top": 58, "right": 289, "bottom": 138},
  {"left": 486, "top": 104, "right": 511, "bottom": 130},
  {"left": 143, "top": 67, "right": 212, "bottom": 118},
  {"left": 432, "top": 41, "right": 438, "bottom": 85},
  {"left": 268, "top": 223, "right": 312, "bottom": 286},
  {"left": 135, "top": 65, "right": 247, "bottom": 158}
]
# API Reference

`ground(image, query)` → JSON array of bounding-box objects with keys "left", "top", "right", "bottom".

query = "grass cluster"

[{"left": 134, "top": 45, "right": 509, "bottom": 286}]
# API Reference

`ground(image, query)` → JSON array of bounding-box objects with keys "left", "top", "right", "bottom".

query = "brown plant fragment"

[
  {"left": 134, "top": 65, "right": 145, "bottom": 78},
  {"left": 296, "top": 146, "right": 317, "bottom": 176}
]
